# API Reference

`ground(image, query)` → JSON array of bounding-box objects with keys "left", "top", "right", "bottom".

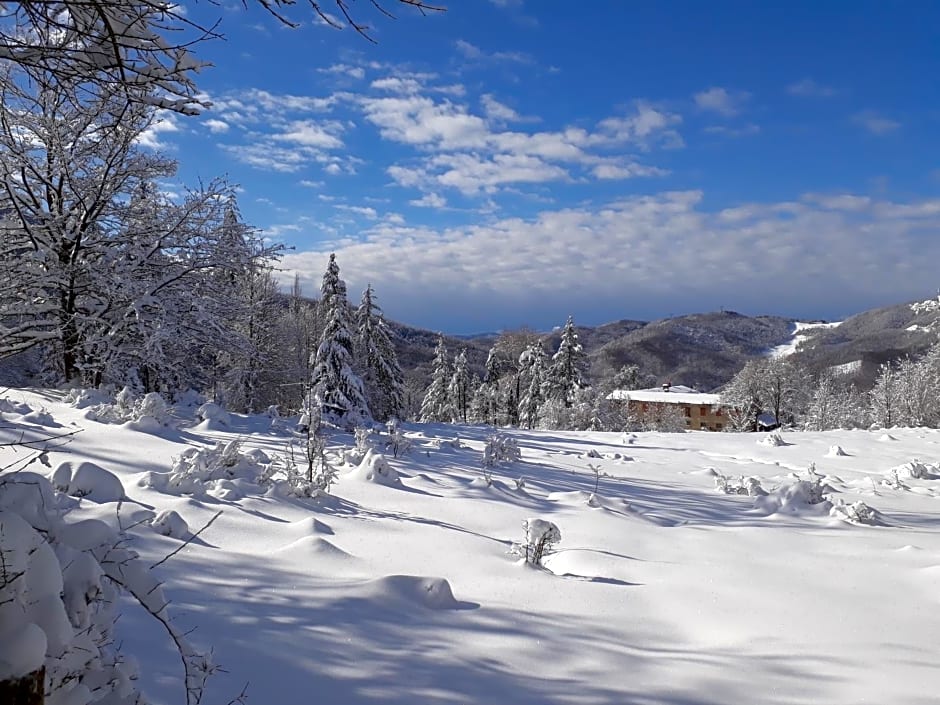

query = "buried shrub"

[{"left": 512, "top": 518, "right": 561, "bottom": 566}]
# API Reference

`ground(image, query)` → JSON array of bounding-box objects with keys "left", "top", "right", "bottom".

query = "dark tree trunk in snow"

[{"left": 0, "top": 666, "right": 45, "bottom": 705}]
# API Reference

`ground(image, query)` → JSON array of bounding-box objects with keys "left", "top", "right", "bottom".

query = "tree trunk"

[{"left": 0, "top": 667, "right": 45, "bottom": 705}]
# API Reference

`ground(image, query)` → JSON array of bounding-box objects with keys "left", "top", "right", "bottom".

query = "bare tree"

[{"left": 0, "top": 1, "right": 444, "bottom": 114}]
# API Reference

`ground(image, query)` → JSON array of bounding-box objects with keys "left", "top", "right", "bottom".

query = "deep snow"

[{"left": 2, "top": 389, "right": 940, "bottom": 705}]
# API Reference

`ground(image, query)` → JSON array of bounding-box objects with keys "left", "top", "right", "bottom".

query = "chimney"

[{"left": 662, "top": 382, "right": 671, "bottom": 392}]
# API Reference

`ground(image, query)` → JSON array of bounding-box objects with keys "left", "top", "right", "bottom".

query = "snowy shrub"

[
  {"left": 151, "top": 509, "right": 190, "bottom": 539},
  {"left": 385, "top": 427, "right": 412, "bottom": 459},
  {"left": 0, "top": 471, "right": 213, "bottom": 705},
  {"left": 481, "top": 433, "right": 521, "bottom": 485},
  {"left": 826, "top": 445, "right": 849, "bottom": 457},
  {"left": 881, "top": 468, "right": 907, "bottom": 491},
  {"left": 142, "top": 440, "right": 270, "bottom": 498},
  {"left": 830, "top": 499, "right": 884, "bottom": 526},
  {"left": 348, "top": 451, "right": 399, "bottom": 486},
  {"left": 513, "top": 518, "right": 561, "bottom": 566},
  {"left": 354, "top": 427, "right": 373, "bottom": 453},
  {"left": 585, "top": 448, "right": 602, "bottom": 459},
  {"left": 758, "top": 431, "right": 788, "bottom": 447},
  {"left": 891, "top": 460, "right": 937, "bottom": 480},
  {"left": 137, "top": 391, "right": 170, "bottom": 424},
  {"left": 714, "top": 472, "right": 766, "bottom": 496}
]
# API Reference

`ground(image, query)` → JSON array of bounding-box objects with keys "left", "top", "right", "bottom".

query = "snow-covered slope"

[{"left": 3, "top": 390, "right": 940, "bottom": 704}]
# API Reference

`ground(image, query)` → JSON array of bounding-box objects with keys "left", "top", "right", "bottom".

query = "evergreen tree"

[
  {"left": 356, "top": 284, "right": 405, "bottom": 422},
  {"left": 448, "top": 350, "right": 473, "bottom": 423},
  {"left": 310, "top": 253, "right": 369, "bottom": 423},
  {"left": 471, "top": 345, "right": 503, "bottom": 425},
  {"left": 547, "top": 315, "right": 586, "bottom": 407},
  {"left": 518, "top": 343, "right": 546, "bottom": 429},
  {"left": 420, "top": 335, "right": 452, "bottom": 422}
]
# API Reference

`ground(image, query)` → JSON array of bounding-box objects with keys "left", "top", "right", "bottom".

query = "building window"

[
  {"left": 684, "top": 407, "right": 691, "bottom": 417},
  {"left": 700, "top": 406, "right": 708, "bottom": 416},
  {"left": 716, "top": 423, "right": 723, "bottom": 430},
  {"left": 715, "top": 408, "right": 723, "bottom": 417}
]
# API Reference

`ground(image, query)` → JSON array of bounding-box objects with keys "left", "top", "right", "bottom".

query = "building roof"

[{"left": 606, "top": 384, "right": 722, "bottom": 405}]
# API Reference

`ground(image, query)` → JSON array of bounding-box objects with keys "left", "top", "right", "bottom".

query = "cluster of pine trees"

[{"left": 418, "top": 316, "right": 626, "bottom": 430}]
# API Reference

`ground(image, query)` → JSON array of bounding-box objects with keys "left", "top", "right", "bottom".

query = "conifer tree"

[
  {"left": 356, "top": 284, "right": 405, "bottom": 422},
  {"left": 547, "top": 315, "right": 586, "bottom": 408},
  {"left": 448, "top": 350, "right": 473, "bottom": 423},
  {"left": 518, "top": 343, "right": 546, "bottom": 429},
  {"left": 471, "top": 345, "right": 503, "bottom": 425},
  {"left": 310, "top": 253, "right": 370, "bottom": 423},
  {"left": 420, "top": 335, "right": 452, "bottom": 422}
]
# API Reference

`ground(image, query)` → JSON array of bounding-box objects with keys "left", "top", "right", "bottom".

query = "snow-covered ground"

[
  {"left": 769, "top": 320, "right": 843, "bottom": 358},
  {"left": 3, "top": 389, "right": 940, "bottom": 705}
]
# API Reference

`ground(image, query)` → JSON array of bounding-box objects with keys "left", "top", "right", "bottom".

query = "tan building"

[{"left": 607, "top": 383, "right": 728, "bottom": 431}]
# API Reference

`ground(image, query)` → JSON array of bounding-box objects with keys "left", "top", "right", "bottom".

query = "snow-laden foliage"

[
  {"left": 0, "top": 471, "right": 211, "bottom": 705},
  {"left": 420, "top": 335, "right": 453, "bottom": 423},
  {"left": 481, "top": 433, "right": 521, "bottom": 485},
  {"left": 513, "top": 518, "right": 561, "bottom": 566},
  {"left": 356, "top": 284, "right": 405, "bottom": 422},
  {"left": 714, "top": 472, "right": 766, "bottom": 496},
  {"left": 829, "top": 499, "right": 884, "bottom": 526},
  {"left": 141, "top": 440, "right": 272, "bottom": 500},
  {"left": 311, "top": 254, "right": 370, "bottom": 426},
  {"left": 545, "top": 315, "right": 586, "bottom": 408},
  {"left": 517, "top": 343, "right": 546, "bottom": 429},
  {"left": 448, "top": 350, "right": 473, "bottom": 423}
]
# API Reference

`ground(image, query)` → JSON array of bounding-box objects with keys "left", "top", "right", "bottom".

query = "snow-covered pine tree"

[
  {"left": 518, "top": 343, "right": 546, "bottom": 429},
  {"left": 448, "top": 350, "right": 473, "bottom": 423},
  {"left": 356, "top": 284, "right": 405, "bottom": 422},
  {"left": 211, "top": 201, "right": 282, "bottom": 412},
  {"left": 420, "top": 335, "right": 453, "bottom": 422},
  {"left": 310, "top": 254, "right": 370, "bottom": 424},
  {"left": 547, "top": 315, "right": 586, "bottom": 407},
  {"left": 470, "top": 345, "right": 503, "bottom": 425}
]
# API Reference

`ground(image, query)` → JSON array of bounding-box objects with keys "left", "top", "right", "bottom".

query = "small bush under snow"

[
  {"left": 830, "top": 499, "right": 884, "bottom": 526},
  {"left": 715, "top": 472, "right": 766, "bottom": 496},
  {"left": 151, "top": 509, "right": 190, "bottom": 539},
  {"left": 512, "top": 518, "right": 561, "bottom": 566},
  {"left": 758, "top": 431, "right": 789, "bottom": 447}
]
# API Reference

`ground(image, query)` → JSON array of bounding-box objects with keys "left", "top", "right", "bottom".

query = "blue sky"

[{"left": 152, "top": 1, "right": 940, "bottom": 333}]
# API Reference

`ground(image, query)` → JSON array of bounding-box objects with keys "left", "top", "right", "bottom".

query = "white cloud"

[
  {"left": 481, "top": 94, "right": 521, "bottom": 122},
  {"left": 410, "top": 192, "right": 447, "bottom": 208},
  {"left": 204, "top": 119, "right": 230, "bottom": 134},
  {"left": 136, "top": 112, "right": 181, "bottom": 150},
  {"left": 703, "top": 123, "right": 760, "bottom": 137},
  {"left": 853, "top": 110, "right": 901, "bottom": 135},
  {"left": 787, "top": 78, "right": 835, "bottom": 97},
  {"left": 272, "top": 120, "right": 344, "bottom": 149},
  {"left": 276, "top": 192, "right": 940, "bottom": 331},
  {"left": 454, "top": 39, "right": 533, "bottom": 64},
  {"left": 319, "top": 63, "right": 366, "bottom": 80},
  {"left": 694, "top": 87, "right": 749, "bottom": 117}
]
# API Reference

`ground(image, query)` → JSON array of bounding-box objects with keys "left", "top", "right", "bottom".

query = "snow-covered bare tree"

[
  {"left": 310, "top": 253, "right": 369, "bottom": 424},
  {"left": 0, "top": 1, "right": 444, "bottom": 115},
  {"left": 356, "top": 284, "right": 404, "bottom": 422},
  {"left": 722, "top": 357, "right": 809, "bottom": 430},
  {"left": 869, "top": 361, "right": 903, "bottom": 428},
  {"left": 546, "top": 315, "right": 586, "bottom": 408},
  {"left": 420, "top": 335, "right": 452, "bottom": 423}
]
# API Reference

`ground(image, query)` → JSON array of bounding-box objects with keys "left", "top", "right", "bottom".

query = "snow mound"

[
  {"left": 348, "top": 451, "right": 400, "bottom": 486},
  {"left": 0, "top": 397, "right": 33, "bottom": 415},
  {"left": 285, "top": 516, "right": 334, "bottom": 536},
  {"left": 547, "top": 490, "right": 601, "bottom": 506},
  {"left": 195, "top": 402, "right": 231, "bottom": 429},
  {"left": 891, "top": 460, "right": 938, "bottom": 480},
  {"left": 758, "top": 431, "right": 789, "bottom": 447},
  {"left": 275, "top": 536, "right": 353, "bottom": 561},
  {"left": 878, "top": 433, "right": 898, "bottom": 442},
  {"left": 362, "top": 575, "right": 470, "bottom": 610},
  {"left": 826, "top": 445, "right": 849, "bottom": 457},
  {"left": 123, "top": 415, "right": 167, "bottom": 434},
  {"left": 829, "top": 499, "right": 886, "bottom": 526},
  {"left": 53, "top": 461, "right": 125, "bottom": 503},
  {"left": 753, "top": 480, "right": 833, "bottom": 516},
  {"left": 151, "top": 510, "right": 189, "bottom": 539},
  {"left": 19, "top": 409, "right": 59, "bottom": 427}
]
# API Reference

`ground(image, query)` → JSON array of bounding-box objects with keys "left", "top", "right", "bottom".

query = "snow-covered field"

[{"left": 3, "top": 389, "right": 940, "bottom": 705}]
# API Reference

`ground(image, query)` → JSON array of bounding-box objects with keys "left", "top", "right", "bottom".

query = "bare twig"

[{"left": 150, "top": 510, "right": 222, "bottom": 570}]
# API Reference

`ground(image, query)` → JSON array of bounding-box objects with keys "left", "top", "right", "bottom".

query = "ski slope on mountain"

[{"left": 2, "top": 389, "right": 939, "bottom": 705}]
